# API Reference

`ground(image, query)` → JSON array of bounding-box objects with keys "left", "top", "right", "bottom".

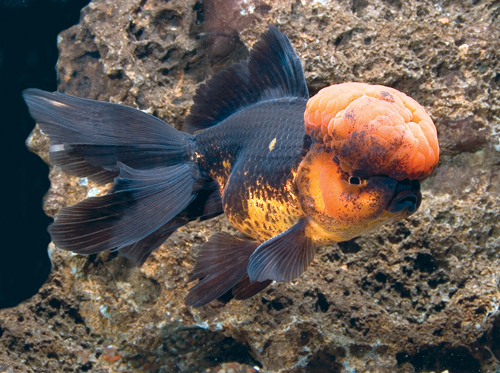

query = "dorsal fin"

[{"left": 184, "top": 24, "right": 309, "bottom": 132}]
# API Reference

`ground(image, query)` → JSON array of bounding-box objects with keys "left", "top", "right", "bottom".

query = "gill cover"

[{"left": 297, "top": 147, "right": 401, "bottom": 243}]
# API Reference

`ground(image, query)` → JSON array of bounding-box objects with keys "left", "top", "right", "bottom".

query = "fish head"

[
  {"left": 297, "top": 145, "right": 421, "bottom": 244},
  {"left": 303, "top": 82, "right": 439, "bottom": 181},
  {"left": 298, "top": 82, "right": 438, "bottom": 244}
]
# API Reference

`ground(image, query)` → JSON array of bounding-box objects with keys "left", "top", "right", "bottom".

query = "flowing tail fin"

[
  {"left": 23, "top": 89, "right": 191, "bottom": 184},
  {"left": 23, "top": 89, "right": 222, "bottom": 265}
]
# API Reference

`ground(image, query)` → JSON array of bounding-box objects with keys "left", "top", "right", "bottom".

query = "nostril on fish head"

[{"left": 387, "top": 179, "right": 422, "bottom": 215}]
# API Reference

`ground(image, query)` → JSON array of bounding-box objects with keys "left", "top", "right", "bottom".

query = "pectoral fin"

[{"left": 247, "top": 219, "right": 316, "bottom": 282}]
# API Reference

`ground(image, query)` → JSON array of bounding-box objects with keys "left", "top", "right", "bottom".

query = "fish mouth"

[{"left": 387, "top": 179, "right": 421, "bottom": 215}]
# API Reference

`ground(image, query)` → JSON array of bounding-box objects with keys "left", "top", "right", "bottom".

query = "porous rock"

[{"left": 1, "top": 0, "right": 500, "bottom": 372}]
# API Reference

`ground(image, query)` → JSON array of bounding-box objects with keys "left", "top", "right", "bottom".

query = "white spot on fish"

[
  {"left": 49, "top": 144, "right": 65, "bottom": 152},
  {"left": 87, "top": 187, "right": 100, "bottom": 197},
  {"left": 77, "top": 177, "right": 88, "bottom": 186},
  {"left": 269, "top": 138, "right": 277, "bottom": 151},
  {"left": 51, "top": 100, "right": 68, "bottom": 108}
]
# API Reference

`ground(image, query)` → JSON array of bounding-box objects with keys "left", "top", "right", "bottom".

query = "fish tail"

[
  {"left": 23, "top": 89, "right": 223, "bottom": 265},
  {"left": 23, "top": 89, "right": 191, "bottom": 183}
]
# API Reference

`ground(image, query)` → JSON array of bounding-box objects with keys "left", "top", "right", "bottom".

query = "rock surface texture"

[{"left": 2, "top": 0, "right": 500, "bottom": 372}]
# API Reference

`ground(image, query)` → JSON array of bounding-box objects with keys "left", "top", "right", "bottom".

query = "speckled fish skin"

[
  {"left": 22, "top": 25, "right": 437, "bottom": 308},
  {"left": 195, "top": 99, "right": 309, "bottom": 242}
]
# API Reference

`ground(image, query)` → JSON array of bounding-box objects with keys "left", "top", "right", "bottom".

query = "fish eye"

[{"left": 348, "top": 176, "right": 361, "bottom": 185}]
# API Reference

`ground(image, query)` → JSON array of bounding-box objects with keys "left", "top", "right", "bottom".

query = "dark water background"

[{"left": 0, "top": 0, "right": 90, "bottom": 309}]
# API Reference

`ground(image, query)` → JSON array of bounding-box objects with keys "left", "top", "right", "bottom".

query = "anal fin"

[
  {"left": 232, "top": 275, "right": 272, "bottom": 300},
  {"left": 185, "top": 233, "right": 259, "bottom": 307},
  {"left": 118, "top": 185, "right": 223, "bottom": 267},
  {"left": 247, "top": 218, "right": 316, "bottom": 282}
]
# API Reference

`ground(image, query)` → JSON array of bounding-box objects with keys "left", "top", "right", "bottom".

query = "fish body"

[
  {"left": 195, "top": 98, "right": 308, "bottom": 242},
  {"left": 23, "top": 25, "right": 439, "bottom": 307}
]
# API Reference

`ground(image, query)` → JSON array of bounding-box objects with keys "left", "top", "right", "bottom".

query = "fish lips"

[{"left": 387, "top": 179, "right": 422, "bottom": 215}]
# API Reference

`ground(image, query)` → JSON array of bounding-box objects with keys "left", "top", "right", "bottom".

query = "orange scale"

[
  {"left": 321, "top": 102, "right": 336, "bottom": 127},
  {"left": 331, "top": 115, "right": 352, "bottom": 139},
  {"left": 411, "top": 125, "right": 430, "bottom": 157},
  {"left": 370, "top": 134, "right": 393, "bottom": 159},
  {"left": 363, "top": 100, "right": 398, "bottom": 127},
  {"left": 320, "top": 122, "right": 329, "bottom": 136},
  {"left": 327, "top": 118, "right": 337, "bottom": 140},
  {"left": 313, "top": 109, "right": 322, "bottom": 128},
  {"left": 412, "top": 153, "right": 426, "bottom": 176},
  {"left": 306, "top": 96, "right": 319, "bottom": 114},
  {"left": 365, "top": 86, "right": 394, "bottom": 102},
  {"left": 413, "top": 108, "right": 431, "bottom": 125},
  {"left": 318, "top": 94, "right": 329, "bottom": 113},
  {"left": 376, "top": 124, "right": 399, "bottom": 144},
  {"left": 404, "top": 133, "right": 420, "bottom": 163},
  {"left": 423, "top": 149, "right": 435, "bottom": 173},
  {"left": 325, "top": 92, "right": 347, "bottom": 116},
  {"left": 395, "top": 91, "right": 419, "bottom": 110},
  {"left": 396, "top": 105, "right": 413, "bottom": 123},
  {"left": 394, "top": 122, "right": 410, "bottom": 135},
  {"left": 407, "top": 120, "right": 421, "bottom": 134},
  {"left": 420, "top": 121, "right": 438, "bottom": 144},
  {"left": 383, "top": 112, "right": 406, "bottom": 131}
]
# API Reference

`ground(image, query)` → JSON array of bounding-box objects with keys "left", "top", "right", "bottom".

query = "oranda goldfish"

[{"left": 23, "top": 25, "right": 439, "bottom": 307}]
